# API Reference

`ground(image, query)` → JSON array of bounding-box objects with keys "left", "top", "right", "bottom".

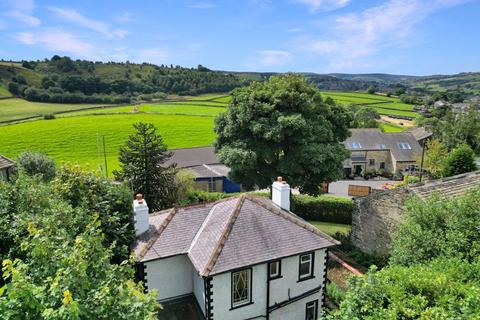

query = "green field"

[
  {"left": 0, "top": 114, "right": 217, "bottom": 174},
  {"left": 0, "top": 98, "right": 108, "bottom": 122},
  {"left": 320, "top": 91, "right": 418, "bottom": 119},
  {"left": 379, "top": 122, "right": 404, "bottom": 132}
]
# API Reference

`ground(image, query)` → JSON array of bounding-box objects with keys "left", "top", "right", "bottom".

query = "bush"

[
  {"left": 441, "top": 143, "right": 477, "bottom": 177},
  {"left": 17, "top": 151, "right": 56, "bottom": 181},
  {"left": 43, "top": 114, "right": 55, "bottom": 120},
  {"left": 290, "top": 194, "right": 353, "bottom": 224},
  {"left": 326, "top": 282, "right": 346, "bottom": 306}
]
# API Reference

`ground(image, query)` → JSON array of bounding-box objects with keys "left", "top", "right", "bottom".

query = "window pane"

[
  {"left": 233, "top": 269, "right": 250, "bottom": 306},
  {"left": 306, "top": 301, "right": 317, "bottom": 320},
  {"left": 269, "top": 262, "right": 278, "bottom": 277},
  {"left": 299, "top": 254, "right": 312, "bottom": 278}
]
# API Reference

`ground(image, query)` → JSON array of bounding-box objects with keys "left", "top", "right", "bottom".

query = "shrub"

[
  {"left": 43, "top": 114, "right": 55, "bottom": 120},
  {"left": 441, "top": 143, "right": 477, "bottom": 177},
  {"left": 290, "top": 194, "right": 353, "bottom": 224},
  {"left": 326, "top": 282, "right": 346, "bottom": 306},
  {"left": 17, "top": 151, "right": 56, "bottom": 181}
]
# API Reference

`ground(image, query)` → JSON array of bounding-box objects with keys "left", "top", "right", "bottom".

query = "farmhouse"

[
  {"left": 132, "top": 178, "right": 338, "bottom": 320},
  {"left": 0, "top": 155, "right": 15, "bottom": 181},
  {"left": 164, "top": 146, "right": 241, "bottom": 193},
  {"left": 351, "top": 170, "right": 480, "bottom": 254},
  {"left": 343, "top": 128, "right": 423, "bottom": 177}
]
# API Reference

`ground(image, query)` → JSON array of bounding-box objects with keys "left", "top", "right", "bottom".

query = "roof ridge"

[
  {"left": 244, "top": 194, "right": 340, "bottom": 245},
  {"left": 137, "top": 207, "right": 178, "bottom": 260},
  {"left": 201, "top": 194, "right": 247, "bottom": 276}
]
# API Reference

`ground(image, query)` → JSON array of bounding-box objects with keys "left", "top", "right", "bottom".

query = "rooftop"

[
  {"left": 409, "top": 170, "right": 480, "bottom": 199},
  {"left": 164, "top": 146, "right": 219, "bottom": 168},
  {"left": 0, "top": 155, "right": 15, "bottom": 170},
  {"left": 344, "top": 128, "right": 423, "bottom": 162},
  {"left": 133, "top": 194, "right": 338, "bottom": 276}
]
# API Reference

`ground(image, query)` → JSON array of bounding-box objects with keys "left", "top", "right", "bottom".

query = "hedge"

[
  {"left": 290, "top": 194, "right": 353, "bottom": 224},
  {"left": 182, "top": 190, "right": 353, "bottom": 224}
]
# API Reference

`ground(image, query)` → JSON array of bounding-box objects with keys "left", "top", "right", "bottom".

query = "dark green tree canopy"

[
  {"left": 441, "top": 143, "right": 477, "bottom": 177},
  {"left": 114, "top": 122, "right": 177, "bottom": 211},
  {"left": 214, "top": 74, "right": 352, "bottom": 195}
]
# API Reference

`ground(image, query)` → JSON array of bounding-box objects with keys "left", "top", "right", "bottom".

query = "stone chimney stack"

[
  {"left": 133, "top": 193, "right": 149, "bottom": 236},
  {"left": 272, "top": 176, "right": 290, "bottom": 211}
]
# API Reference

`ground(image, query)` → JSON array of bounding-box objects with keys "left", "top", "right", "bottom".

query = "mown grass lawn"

[
  {"left": 0, "top": 114, "right": 216, "bottom": 174},
  {"left": 0, "top": 98, "right": 107, "bottom": 122},
  {"left": 379, "top": 122, "right": 405, "bottom": 132},
  {"left": 308, "top": 221, "right": 351, "bottom": 236}
]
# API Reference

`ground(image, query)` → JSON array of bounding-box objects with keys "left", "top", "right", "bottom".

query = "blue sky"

[{"left": 0, "top": 0, "right": 479, "bottom": 75}]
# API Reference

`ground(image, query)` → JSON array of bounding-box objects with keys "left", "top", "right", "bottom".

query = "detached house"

[
  {"left": 343, "top": 128, "right": 423, "bottom": 177},
  {"left": 132, "top": 178, "right": 338, "bottom": 320}
]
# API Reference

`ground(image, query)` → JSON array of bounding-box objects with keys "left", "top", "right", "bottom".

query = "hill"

[{"left": 0, "top": 57, "right": 248, "bottom": 104}]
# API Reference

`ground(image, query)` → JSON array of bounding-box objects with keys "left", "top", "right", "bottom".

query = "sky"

[{"left": 0, "top": 0, "right": 479, "bottom": 75}]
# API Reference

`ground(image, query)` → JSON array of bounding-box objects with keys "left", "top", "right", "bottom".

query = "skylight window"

[
  {"left": 348, "top": 142, "right": 362, "bottom": 149},
  {"left": 379, "top": 144, "right": 386, "bottom": 149},
  {"left": 398, "top": 142, "right": 412, "bottom": 150}
]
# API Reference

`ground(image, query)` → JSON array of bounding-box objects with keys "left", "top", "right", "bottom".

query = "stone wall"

[{"left": 350, "top": 187, "right": 413, "bottom": 255}]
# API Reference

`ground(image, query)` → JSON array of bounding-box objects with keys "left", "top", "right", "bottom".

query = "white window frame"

[
  {"left": 269, "top": 260, "right": 281, "bottom": 279},
  {"left": 231, "top": 268, "right": 252, "bottom": 308},
  {"left": 305, "top": 300, "right": 318, "bottom": 320},
  {"left": 299, "top": 253, "right": 314, "bottom": 280},
  {"left": 348, "top": 142, "right": 362, "bottom": 149},
  {"left": 208, "top": 178, "right": 217, "bottom": 192}
]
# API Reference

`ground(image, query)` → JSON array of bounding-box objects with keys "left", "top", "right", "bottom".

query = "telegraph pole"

[{"left": 103, "top": 135, "right": 108, "bottom": 178}]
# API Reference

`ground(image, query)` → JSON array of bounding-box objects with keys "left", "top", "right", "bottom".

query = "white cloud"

[
  {"left": 258, "top": 50, "right": 292, "bottom": 66},
  {"left": 3, "top": 0, "right": 41, "bottom": 26},
  {"left": 186, "top": 2, "right": 216, "bottom": 9},
  {"left": 299, "top": 0, "right": 471, "bottom": 70},
  {"left": 294, "top": 0, "right": 350, "bottom": 12},
  {"left": 114, "top": 12, "right": 132, "bottom": 23},
  {"left": 47, "top": 6, "right": 127, "bottom": 39},
  {"left": 14, "top": 29, "right": 96, "bottom": 58},
  {"left": 6, "top": 10, "right": 41, "bottom": 26},
  {"left": 136, "top": 48, "right": 170, "bottom": 65}
]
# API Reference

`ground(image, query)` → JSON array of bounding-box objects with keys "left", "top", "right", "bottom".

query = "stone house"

[
  {"left": 164, "top": 146, "right": 241, "bottom": 193},
  {"left": 351, "top": 170, "right": 480, "bottom": 254},
  {"left": 0, "top": 155, "right": 15, "bottom": 181},
  {"left": 132, "top": 178, "right": 337, "bottom": 320},
  {"left": 343, "top": 128, "right": 423, "bottom": 177}
]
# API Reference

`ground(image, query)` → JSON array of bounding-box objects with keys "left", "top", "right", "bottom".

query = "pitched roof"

[
  {"left": 186, "top": 164, "right": 230, "bottom": 179},
  {"left": 344, "top": 128, "right": 422, "bottom": 162},
  {"left": 132, "top": 194, "right": 338, "bottom": 276},
  {"left": 405, "top": 127, "right": 433, "bottom": 142},
  {"left": 0, "top": 155, "right": 15, "bottom": 170},
  {"left": 408, "top": 170, "right": 480, "bottom": 199},
  {"left": 164, "top": 146, "right": 219, "bottom": 168}
]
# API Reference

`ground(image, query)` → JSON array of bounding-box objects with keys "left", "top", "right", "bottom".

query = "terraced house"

[
  {"left": 132, "top": 178, "right": 338, "bottom": 320},
  {"left": 343, "top": 128, "right": 423, "bottom": 177}
]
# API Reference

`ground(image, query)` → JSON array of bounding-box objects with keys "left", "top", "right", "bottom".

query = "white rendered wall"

[
  {"left": 193, "top": 272, "right": 206, "bottom": 315},
  {"left": 269, "top": 249, "right": 326, "bottom": 305},
  {"left": 145, "top": 255, "right": 193, "bottom": 301},
  {"left": 270, "top": 291, "right": 323, "bottom": 320},
  {"left": 211, "top": 264, "right": 267, "bottom": 320}
]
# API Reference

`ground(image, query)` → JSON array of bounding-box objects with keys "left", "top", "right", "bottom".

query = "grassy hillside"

[
  {"left": 0, "top": 86, "right": 11, "bottom": 97},
  {"left": 0, "top": 98, "right": 108, "bottom": 122},
  {"left": 410, "top": 72, "right": 480, "bottom": 94},
  {"left": 320, "top": 91, "right": 418, "bottom": 119}
]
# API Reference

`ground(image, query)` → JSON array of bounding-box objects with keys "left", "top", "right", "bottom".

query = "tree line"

[{"left": 5, "top": 56, "right": 249, "bottom": 104}]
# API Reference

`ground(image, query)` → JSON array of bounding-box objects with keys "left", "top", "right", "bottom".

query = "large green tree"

[
  {"left": 114, "top": 122, "right": 177, "bottom": 211},
  {"left": 0, "top": 174, "right": 159, "bottom": 319},
  {"left": 441, "top": 143, "right": 477, "bottom": 177},
  {"left": 351, "top": 107, "right": 380, "bottom": 129},
  {"left": 214, "top": 74, "right": 352, "bottom": 195}
]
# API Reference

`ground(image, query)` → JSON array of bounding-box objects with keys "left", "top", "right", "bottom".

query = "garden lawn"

[
  {"left": 380, "top": 122, "right": 405, "bottom": 132},
  {"left": 308, "top": 221, "right": 351, "bottom": 236},
  {"left": 0, "top": 114, "right": 216, "bottom": 174},
  {"left": 0, "top": 98, "right": 107, "bottom": 122}
]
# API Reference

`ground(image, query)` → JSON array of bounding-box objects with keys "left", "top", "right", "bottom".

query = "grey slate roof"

[
  {"left": 405, "top": 127, "right": 433, "bottom": 142},
  {"left": 164, "top": 146, "right": 218, "bottom": 168},
  {"left": 0, "top": 155, "right": 15, "bottom": 170},
  {"left": 344, "top": 128, "right": 422, "bottom": 162},
  {"left": 186, "top": 164, "right": 230, "bottom": 179},
  {"left": 409, "top": 170, "right": 480, "bottom": 199},
  {"left": 133, "top": 194, "right": 338, "bottom": 276}
]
